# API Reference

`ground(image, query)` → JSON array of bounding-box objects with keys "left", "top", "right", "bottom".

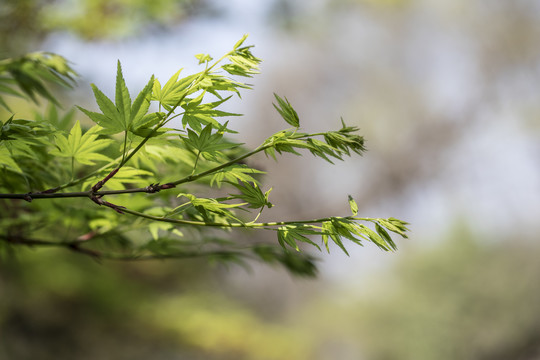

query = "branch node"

[
  {"left": 145, "top": 183, "right": 161, "bottom": 193},
  {"left": 145, "top": 183, "right": 176, "bottom": 193},
  {"left": 160, "top": 183, "right": 176, "bottom": 190},
  {"left": 92, "top": 167, "right": 119, "bottom": 192},
  {"left": 89, "top": 193, "right": 125, "bottom": 214},
  {"left": 23, "top": 193, "right": 33, "bottom": 202}
]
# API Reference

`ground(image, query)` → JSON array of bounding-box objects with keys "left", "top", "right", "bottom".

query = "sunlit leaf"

[
  {"left": 229, "top": 182, "right": 273, "bottom": 209},
  {"left": 210, "top": 164, "right": 264, "bottom": 188},
  {"left": 348, "top": 195, "right": 358, "bottom": 216},
  {"left": 181, "top": 94, "right": 242, "bottom": 132},
  {"left": 277, "top": 225, "right": 322, "bottom": 252},
  {"left": 273, "top": 93, "right": 300, "bottom": 128},
  {"left": 78, "top": 62, "right": 154, "bottom": 135},
  {"left": 49, "top": 120, "right": 114, "bottom": 165}
]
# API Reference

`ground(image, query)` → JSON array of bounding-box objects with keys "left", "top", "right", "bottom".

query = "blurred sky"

[{"left": 40, "top": 0, "right": 540, "bottom": 283}]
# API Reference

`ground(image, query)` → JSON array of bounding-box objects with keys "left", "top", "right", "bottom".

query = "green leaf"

[
  {"left": 232, "top": 34, "right": 249, "bottom": 50},
  {"left": 130, "top": 113, "right": 164, "bottom": 137},
  {"left": 375, "top": 223, "right": 397, "bottom": 251},
  {"left": 49, "top": 120, "right": 114, "bottom": 165},
  {"left": 91, "top": 85, "right": 119, "bottom": 121},
  {"left": 324, "top": 119, "right": 366, "bottom": 156},
  {"left": 78, "top": 63, "right": 154, "bottom": 135},
  {"left": 321, "top": 220, "right": 350, "bottom": 256},
  {"left": 355, "top": 224, "right": 388, "bottom": 250},
  {"left": 348, "top": 195, "right": 358, "bottom": 216},
  {"left": 195, "top": 53, "right": 213, "bottom": 64},
  {"left": 130, "top": 75, "right": 155, "bottom": 130},
  {"left": 173, "top": 194, "right": 244, "bottom": 223},
  {"left": 273, "top": 93, "right": 300, "bottom": 128},
  {"left": 376, "top": 217, "right": 410, "bottom": 238},
  {"left": 0, "top": 144, "right": 23, "bottom": 174},
  {"left": 152, "top": 70, "right": 199, "bottom": 110},
  {"left": 277, "top": 225, "right": 322, "bottom": 252},
  {"left": 229, "top": 182, "right": 273, "bottom": 209},
  {"left": 210, "top": 164, "right": 264, "bottom": 188},
  {"left": 78, "top": 85, "right": 124, "bottom": 134},
  {"left": 181, "top": 94, "right": 242, "bottom": 132},
  {"left": 0, "top": 52, "right": 77, "bottom": 107},
  {"left": 223, "top": 39, "right": 261, "bottom": 78},
  {"left": 115, "top": 60, "right": 131, "bottom": 128},
  {"left": 203, "top": 74, "right": 248, "bottom": 99},
  {"left": 182, "top": 123, "right": 241, "bottom": 162}
]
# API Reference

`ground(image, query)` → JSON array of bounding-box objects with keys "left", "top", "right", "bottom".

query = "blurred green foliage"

[
  {"left": 41, "top": 0, "right": 203, "bottom": 40},
  {"left": 4, "top": 227, "right": 539, "bottom": 359},
  {"left": 0, "top": 0, "right": 205, "bottom": 55},
  {"left": 348, "top": 230, "right": 540, "bottom": 360},
  {"left": 0, "top": 249, "right": 314, "bottom": 359}
]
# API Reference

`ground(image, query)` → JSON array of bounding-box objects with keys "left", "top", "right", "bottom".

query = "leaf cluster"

[
  {"left": 0, "top": 52, "right": 77, "bottom": 110},
  {"left": 0, "top": 36, "right": 409, "bottom": 276}
]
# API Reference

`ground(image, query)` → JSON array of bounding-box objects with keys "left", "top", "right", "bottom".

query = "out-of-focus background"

[{"left": 1, "top": 0, "right": 540, "bottom": 359}]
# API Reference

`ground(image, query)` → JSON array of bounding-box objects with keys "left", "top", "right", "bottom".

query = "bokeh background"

[{"left": 2, "top": 0, "right": 540, "bottom": 359}]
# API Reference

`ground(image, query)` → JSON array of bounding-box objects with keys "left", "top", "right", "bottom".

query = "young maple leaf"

[{"left": 50, "top": 120, "right": 114, "bottom": 165}]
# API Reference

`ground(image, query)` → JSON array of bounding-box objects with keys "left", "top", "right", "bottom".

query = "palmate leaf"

[
  {"left": 203, "top": 74, "right": 249, "bottom": 99},
  {"left": 0, "top": 144, "right": 23, "bottom": 174},
  {"left": 321, "top": 219, "right": 352, "bottom": 255},
  {"left": 152, "top": 69, "right": 199, "bottom": 110},
  {"left": 262, "top": 130, "right": 336, "bottom": 162},
  {"left": 0, "top": 116, "right": 58, "bottom": 181},
  {"left": 273, "top": 93, "right": 300, "bottom": 128},
  {"left": 228, "top": 182, "right": 273, "bottom": 209},
  {"left": 78, "top": 61, "right": 155, "bottom": 135},
  {"left": 262, "top": 121, "right": 366, "bottom": 163},
  {"left": 183, "top": 124, "right": 238, "bottom": 154},
  {"left": 195, "top": 53, "right": 213, "bottom": 64},
  {"left": 78, "top": 84, "right": 123, "bottom": 134},
  {"left": 130, "top": 75, "right": 155, "bottom": 130},
  {"left": 0, "top": 52, "right": 77, "bottom": 108},
  {"left": 318, "top": 216, "right": 410, "bottom": 255},
  {"left": 172, "top": 193, "right": 244, "bottom": 223},
  {"left": 181, "top": 94, "right": 242, "bottom": 132},
  {"left": 50, "top": 120, "right": 114, "bottom": 165},
  {"left": 115, "top": 61, "right": 131, "bottom": 127},
  {"left": 277, "top": 225, "right": 322, "bottom": 252},
  {"left": 210, "top": 164, "right": 264, "bottom": 188},
  {"left": 222, "top": 36, "right": 262, "bottom": 78},
  {"left": 1, "top": 116, "right": 54, "bottom": 147},
  {"left": 372, "top": 217, "right": 410, "bottom": 239},
  {"left": 348, "top": 195, "right": 359, "bottom": 216},
  {"left": 324, "top": 118, "right": 366, "bottom": 156}
]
